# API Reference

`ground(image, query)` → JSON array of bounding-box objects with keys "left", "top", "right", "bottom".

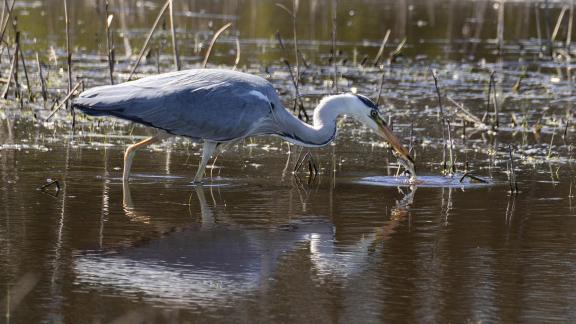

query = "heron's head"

[{"left": 346, "top": 93, "right": 414, "bottom": 170}]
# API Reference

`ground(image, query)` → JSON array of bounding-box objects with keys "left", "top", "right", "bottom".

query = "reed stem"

[
  {"left": 1, "top": 41, "right": 17, "bottom": 99},
  {"left": 331, "top": 0, "right": 338, "bottom": 93},
  {"left": 202, "top": 22, "right": 232, "bottom": 68},
  {"left": 127, "top": 0, "right": 169, "bottom": 80},
  {"left": 432, "top": 70, "right": 448, "bottom": 173},
  {"left": 64, "top": 0, "right": 72, "bottom": 108},
  {"left": 168, "top": 0, "right": 180, "bottom": 71},
  {"left": 35, "top": 52, "right": 47, "bottom": 106},
  {"left": 105, "top": 0, "right": 115, "bottom": 84}
]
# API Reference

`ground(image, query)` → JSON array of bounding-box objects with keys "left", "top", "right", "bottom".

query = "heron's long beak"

[{"left": 372, "top": 114, "right": 414, "bottom": 166}]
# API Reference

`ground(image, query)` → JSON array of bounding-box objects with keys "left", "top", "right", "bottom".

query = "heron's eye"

[{"left": 370, "top": 110, "right": 378, "bottom": 118}]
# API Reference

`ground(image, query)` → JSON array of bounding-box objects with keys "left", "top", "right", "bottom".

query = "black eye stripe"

[{"left": 354, "top": 94, "right": 378, "bottom": 109}]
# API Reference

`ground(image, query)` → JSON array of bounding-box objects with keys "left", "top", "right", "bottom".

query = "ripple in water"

[{"left": 357, "top": 174, "right": 493, "bottom": 188}]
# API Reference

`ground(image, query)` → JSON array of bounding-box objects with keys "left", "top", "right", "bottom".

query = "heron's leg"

[
  {"left": 123, "top": 134, "right": 167, "bottom": 180},
  {"left": 193, "top": 141, "right": 218, "bottom": 183}
]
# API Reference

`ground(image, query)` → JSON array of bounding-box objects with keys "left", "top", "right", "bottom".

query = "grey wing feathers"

[{"left": 73, "top": 69, "right": 280, "bottom": 141}]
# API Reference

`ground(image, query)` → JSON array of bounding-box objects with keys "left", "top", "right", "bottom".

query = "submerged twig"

[
  {"left": 459, "top": 173, "right": 488, "bottom": 184},
  {"left": 37, "top": 180, "right": 61, "bottom": 193}
]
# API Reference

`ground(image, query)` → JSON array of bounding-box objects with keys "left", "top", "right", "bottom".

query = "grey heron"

[{"left": 73, "top": 69, "right": 413, "bottom": 182}]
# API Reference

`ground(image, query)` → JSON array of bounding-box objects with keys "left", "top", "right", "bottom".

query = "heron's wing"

[{"left": 74, "top": 70, "right": 279, "bottom": 141}]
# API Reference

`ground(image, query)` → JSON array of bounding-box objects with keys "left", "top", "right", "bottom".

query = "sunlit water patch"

[{"left": 356, "top": 174, "right": 494, "bottom": 188}]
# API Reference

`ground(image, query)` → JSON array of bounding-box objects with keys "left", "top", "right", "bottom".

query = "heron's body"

[{"left": 74, "top": 69, "right": 412, "bottom": 182}]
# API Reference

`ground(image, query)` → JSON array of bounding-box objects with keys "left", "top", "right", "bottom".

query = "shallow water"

[
  {"left": 358, "top": 174, "right": 494, "bottom": 188},
  {"left": 2, "top": 0, "right": 576, "bottom": 323}
]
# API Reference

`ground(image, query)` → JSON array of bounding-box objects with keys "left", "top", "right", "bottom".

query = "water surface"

[{"left": 2, "top": 0, "right": 576, "bottom": 323}]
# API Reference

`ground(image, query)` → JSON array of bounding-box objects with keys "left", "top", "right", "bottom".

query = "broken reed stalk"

[
  {"left": 544, "top": 0, "right": 553, "bottom": 56},
  {"left": 551, "top": 5, "right": 568, "bottom": 43},
  {"left": 490, "top": 71, "right": 499, "bottom": 129},
  {"left": 127, "top": 0, "right": 169, "bottom": 80},
  {"left": 282, "top": 58, "right": 309, "bottom": 121},
  {"left": 2, "top": 40, "right": 18, "bottom": 100},
  {"left": 535, "top": 2, "right": 543, "bottom": 52},
  {"left": 276, "top": 31, "right": 309, "bottom": 121},
  {"left": 10, "top": 15, "right": 32, "bottom": 102},
  {"left": 18, "top": 38, "right": 32, "bottom": 101},
  {"left": 35, "top": 52, "right": 47, "bottom": 105},
  {"left": 373, "top": 29, "right": 391, "bottom": 66},
  {"left": 409, "top": 121, "right": 414, "bottom": 154},
  {"left": 567, "top": 0, "right": 574, "bottom": 49},
  {"left": 275, "top": 1, "right": 300, "bottom": 85},
  {"left": 432, "top": 70, "right": 448, "bottom": 173},
  {"left": 45, "top": 81, "right": 82, "bottom": 121},
  {"left": 0, "top": 0, "right": 5, "bottom": 36},
  {"left": 331, "top": 0, "right": 338, "bottom": 93},
  {"left": 547, "top": 131, "right": 555, "bottom": 159},
  {"left": 508, "top": 144, "right": 519, "bottom": 194},
  {"left": 232, "top": 37, "right": 240, "bottom": 70},
  {"left": 496, "top": 0, "right": 504, "bottom": 51},
  {"left": 462, "top": 119, "right": 468, "bottom": 172},
  {"left": 64, "top": 0, "right": 72, "bottom": 108},
  {"left": 446, "top": 119, "right": 455, "bottom": 174},
  {"left": 376, "top": 67, "right": 386, "bottom": 104},
  {"left": 105, "top": 0, "right": 115, "bottom": 84},
  {"left": 202, "top": 22, "right": 232, "bottom": 68},
  {"left": 168, "top": 0, "right": 180, "bottom": 71},
  {"left": 483, "top": 72, "right": 491, "bottom": 123},
  {"left": 292, "top": 0, "right": 299, "bottom": 87},
  {"left": 0, "top": 0, "right": 15, "bottom": 49},
  {"left": 447, "top": 96, "right": 487, "bottom": 128}
]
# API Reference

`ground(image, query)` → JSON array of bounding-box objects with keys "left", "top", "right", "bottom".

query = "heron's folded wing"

[{"left": 74, "top": 76, "right": 275, "bottom": 141}]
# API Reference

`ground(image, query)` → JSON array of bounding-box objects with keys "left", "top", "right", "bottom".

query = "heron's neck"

[{"left": 278, "top": 97, "right": 348, "bottom": 147}]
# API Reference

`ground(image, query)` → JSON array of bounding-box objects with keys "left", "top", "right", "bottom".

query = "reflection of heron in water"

[
  {"left": 73, "top": 69, "right": 413, "bottom": 182},
  {"left": 75, "top": 183, "right": 417, "bottom": 307}
]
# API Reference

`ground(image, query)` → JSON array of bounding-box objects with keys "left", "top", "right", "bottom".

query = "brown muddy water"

[{"left": 2, "top": 0, "right": 576, "bottom": 323}]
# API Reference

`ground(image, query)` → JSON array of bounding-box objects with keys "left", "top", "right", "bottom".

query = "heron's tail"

[{"left": 72, "top": 84, "right": 129, "bottom": 117}]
